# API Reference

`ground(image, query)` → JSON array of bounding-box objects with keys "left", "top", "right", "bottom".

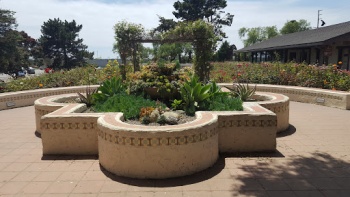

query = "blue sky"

[{"left": 2, "top": 0, "right": 350, "bottom": 59}]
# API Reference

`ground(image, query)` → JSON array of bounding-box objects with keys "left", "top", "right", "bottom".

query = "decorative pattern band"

[
  {"left": 98, "top": 128, "right": 218, "bottom": 147},
  {"left": 263, "top": 103, "right": 289, "bottom": 113},
  {"left": 218, "top": 119, "right": 277, "bottom": 128},
  {"left": 42, "top": 122, "right": 96, "bottom": 130}
]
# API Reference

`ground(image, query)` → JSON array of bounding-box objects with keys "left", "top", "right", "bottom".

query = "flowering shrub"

[
  {"left": 127, "top": 63, "right": 193, "bottom": 99},
  {"left": 210, "top": 62, "right": 350, "bottom": 91},
  {"left": 3, "top": 65, "right": 121, "bottom": 92}
]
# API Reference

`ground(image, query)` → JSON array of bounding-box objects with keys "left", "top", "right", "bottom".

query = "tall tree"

[
  {"left": 0, "top": 9, "right": 36, "bottom": 75},
  {"left": 238, "top": 26, "right": 279, "bottom": 47},
  {"left": 113, "top": 21, "right": 145, "bottom": 79},
  {"left": 216, "top": 40, "right": 233, "bottom": 61},
  {"left": 280, "top": 19, "right": 311, "bottom": 35},
  {"left": 172, "top": 0, "right": 234, "bottom": 38},
  {"left": 0, "top": 9, "right": 17, "bottom": 36},
  {"left": 152, "top": 15, "right": 177, "bottom": 35},
  {"left": 37, "top": 18, "right": 93, "bottom": 70}
]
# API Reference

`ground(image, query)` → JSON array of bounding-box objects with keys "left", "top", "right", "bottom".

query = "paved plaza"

[{"left": 0, "top": 102, "right": 350, "bottom": 197}]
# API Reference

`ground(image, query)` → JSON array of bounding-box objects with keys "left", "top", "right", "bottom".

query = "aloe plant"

[
  {"left": 226, "top": 83, "right": 257, "bottom": 101},
  {"left": 77, "top": 87, "right": 97, "bottom": 107}
]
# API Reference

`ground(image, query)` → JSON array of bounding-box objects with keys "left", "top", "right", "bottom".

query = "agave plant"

[
  {"left": 227, "top": 83, "right": 257, "bottom": 101},
  {"left": 77, "top": 87, "right": 97, "bottom": 107}
]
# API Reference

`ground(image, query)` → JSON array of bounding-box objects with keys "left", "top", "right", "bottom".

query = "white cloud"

[{"left": 1, "top": 0, "right": 350, "bottom": 58}]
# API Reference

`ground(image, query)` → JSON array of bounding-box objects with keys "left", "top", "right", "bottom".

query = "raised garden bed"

[{"left": 34, "top": 91, "right": 288, "bottom": 179}]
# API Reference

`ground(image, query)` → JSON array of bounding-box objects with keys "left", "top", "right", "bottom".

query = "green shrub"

[
  {"left": 3, "top": 65, "right": 119, "bottom": 92},
  {"left": 93, "top": 77, "right": 126, "bottom": 103},
  {"left": 207, "top": 95, "right": 243, "bottom": 111},
  {"left": 93, "top": 93, "right": 166, "bottom": 120},
  {"left": 179, "top": 75, "right": 211, "bottom": 115},
  {"left": 210, "top": 62, "right": 350, "bottom": 91}
]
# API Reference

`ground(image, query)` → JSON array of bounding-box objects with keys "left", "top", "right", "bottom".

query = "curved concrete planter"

[
  {"left": 98, "top": 112, "right": 218, "bottom": 179},
  {"left": 33, "top": 91, "right": 289, "bottom": 178}
]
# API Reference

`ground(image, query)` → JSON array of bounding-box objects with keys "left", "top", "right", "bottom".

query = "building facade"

[{"left": 236, "top": 21, "right": 350, "bottom": 70}]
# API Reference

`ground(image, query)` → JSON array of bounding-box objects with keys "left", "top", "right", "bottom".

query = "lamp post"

[{"left": 317, "top": 10, "right": 322, "bottom": 28}]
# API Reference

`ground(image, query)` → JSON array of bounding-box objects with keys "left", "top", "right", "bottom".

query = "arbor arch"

[{"left": 131, "top": 20, "right": 217, "bottom": 82}]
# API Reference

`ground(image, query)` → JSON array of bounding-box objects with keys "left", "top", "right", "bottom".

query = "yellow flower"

[{"left": 39, "top": 83, "right": 43, "bottom": 88}]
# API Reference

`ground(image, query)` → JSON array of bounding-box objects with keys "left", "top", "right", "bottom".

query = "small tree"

[
  {"left": 216, "top": 40, "right": 233, "bottom": 61},
  {"left": 113, "top": 21, "right": 145, "bottom": 80},
  {"left": 173, "top": 0, "right": 234, "bottom": 39},
  {"left": 37, "top": 18, "right": 93, "bottom": 70},
  {"left": 280, "top": 19, "right": 311, "bottom": 35},
  {"left": 238, "top": 26, "right": 279, "bottom": 47}
]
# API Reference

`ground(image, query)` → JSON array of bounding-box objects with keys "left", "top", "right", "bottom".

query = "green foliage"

[
  {"left": 239, "top": 20, "right": 310, "bottom": 47},
  {"left": 172, "top": 0, "right": 233, "bottom": 39},
  {"left": 171, "top": 99, "right": 183, "bottom": 110},
  {"left": 113, "top": 21, "right": 145, "bottom": 77},
  {"left": 238, "top": 26, "right": 279, "bottom": 47},
  {"left": 93, "top": 77, "right": 126, "bottom": 103},
  {"left": 0, "top": 9, "right": 37, "bottom": 75},
  {"left": 77, "top": 87, "right": 96, "bottom": 107},
  {"left": 179, "top": 75, "right": 212, "bottom": 115},
  {"left": 207, "top": 95, "right": 243, "bottom": 111},
  {"left": 208, "top": 81, "right": 229, "bottom": 98},
  {"left": 210, "top": 62, "right": 350, "bottom": 91},
  {"left": 165, "top": 20, "right": 217, "bottom": 82},
  {"left": 156, "top": 43, "right": 183, "bottom": 62},
  {"left": 216, "top": 41, "right": 233, "bottom": 61},
  {"left": 3, "top": 65, "right": 117, "bottom": 92},
  {"left": 152, "top": 15, "right": 177, "bottom": 34},
  {"left": 280, "top": 19, "right": 311, "bottom": 35},
  {"left": 93, "top": 93, "right": 165, "bottom": 120},
  {"left": 37, "top": 18, "right": 93, "bottom": 69},
  {"left": 227, "top": 83, "right": 257, "bottom": 101},
  {"left": 127, "top": 62, "right": 190, "bottom": 100},
  {"left": 179, "top": 75, "right": 242, "bottom": 114}
]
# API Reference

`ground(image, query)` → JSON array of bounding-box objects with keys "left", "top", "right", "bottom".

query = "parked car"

[
  {"left": 27, "top": 67, "right": 35, "bottom": 74},
  {"left": 17, "top": 70, "right": 26, "bottom": 77},
  {"left": 44, "top": 68, "right": 54, "bottom": 73}
]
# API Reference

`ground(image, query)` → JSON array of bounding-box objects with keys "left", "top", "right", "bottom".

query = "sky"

[{"left": 1, "top": 0, "right": 350, "bottom": 59}]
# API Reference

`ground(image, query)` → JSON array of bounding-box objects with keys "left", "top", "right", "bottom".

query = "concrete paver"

[{"left": 0, "top": 102, "right": 350, "bottom": 196}]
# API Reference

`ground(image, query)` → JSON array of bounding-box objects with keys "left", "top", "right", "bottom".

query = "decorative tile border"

[
  {"left": 42, "top": 122, "right": 96, "bottom": 130},
  {"left": 35, "top": 108, "right": 51, "bottom": 117},
  {"left": 218, "top": 119, "right": 277, "bottom": 128},
  {"left": 97, "top": 127, "right": 218, "bottom": 147},
  {"left": 263, "top": 102, "right": 289, "bottom": 113}
]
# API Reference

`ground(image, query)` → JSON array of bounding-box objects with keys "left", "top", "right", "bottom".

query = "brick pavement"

[{"left": 0, "top": 102, "right": 350, "bottom": 197}]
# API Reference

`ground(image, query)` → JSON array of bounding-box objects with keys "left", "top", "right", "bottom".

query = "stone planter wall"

[
  {"left": 40, "top": 103, "right": 102, "bottom": 155},
  {"left": 0, "top": 85, "right": 98, "bottom": 111},
  {"left": 98, "top": 112, "right": 218, "bottom": 179},
  {"left": 219, "top": 83, "right": 350, "bottom": 110},
  {"left": 213, "top": 103, "right": 277, "bottom": 153},
  {"left": 34, "top": 92, "right": 288, "bottom": 178}
]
